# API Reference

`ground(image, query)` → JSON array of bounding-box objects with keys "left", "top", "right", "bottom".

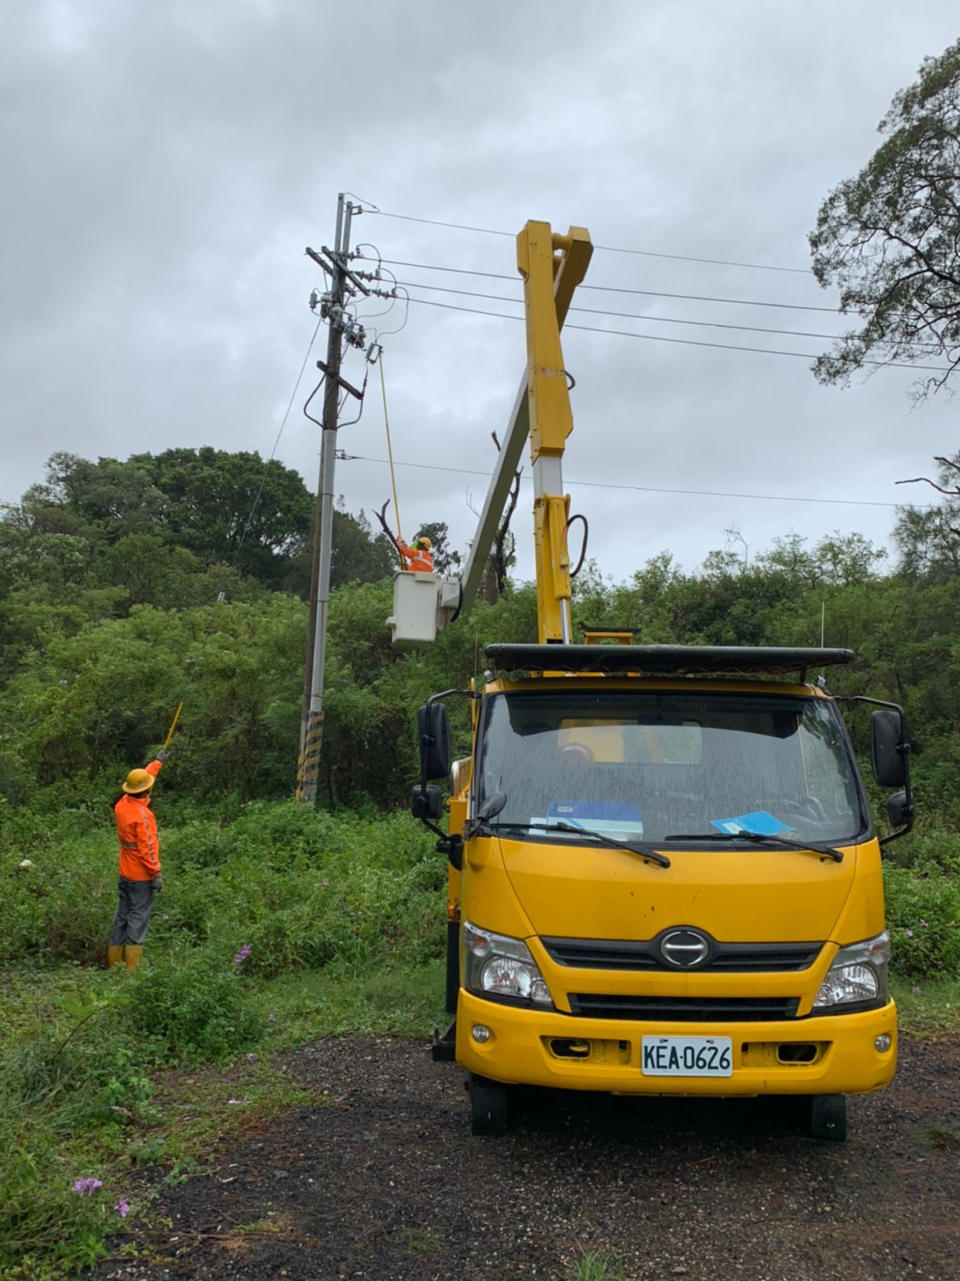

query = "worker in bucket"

[
  {"left": 107, "top": 749, "right": 170, "bottom": 970},
  {"left": 398, "top": 534, "right": 434, "bottom": 572}
]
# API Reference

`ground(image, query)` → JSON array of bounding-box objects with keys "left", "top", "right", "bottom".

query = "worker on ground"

[
  {"left": 107, "top": 750, "right": 170, "bottom": 970},
  {"left": 398, "top": 534, "right": 434, "bottom": 572}
]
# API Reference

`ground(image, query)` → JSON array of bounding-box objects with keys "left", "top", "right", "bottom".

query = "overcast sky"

[{"left": 4, "top": 0, "right": 959, "bottom": 586}]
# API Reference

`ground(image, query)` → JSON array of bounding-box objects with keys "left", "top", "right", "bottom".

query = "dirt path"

[{"left": 94, "top": 1035, "right": 960, "bottom": 1280}]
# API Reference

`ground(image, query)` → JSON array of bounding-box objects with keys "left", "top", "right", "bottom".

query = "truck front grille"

[
  {"left": 567, "top": 994, "right": 800, "bottom": 1022},
  {"left": 542, "top": 937, "right": 821, "bottom": 973}
]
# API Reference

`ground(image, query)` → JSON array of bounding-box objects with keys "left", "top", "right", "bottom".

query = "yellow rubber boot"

[
  {"left": 107, "top": 945, "right": 125, "bottom": 968},
  {"left": 124, "top": 945, "right": 144, "bottom": 971}
]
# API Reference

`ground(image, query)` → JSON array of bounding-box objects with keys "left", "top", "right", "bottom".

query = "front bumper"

[{"left": 456, "top": 990, "right": 897, "bottom": 1096}]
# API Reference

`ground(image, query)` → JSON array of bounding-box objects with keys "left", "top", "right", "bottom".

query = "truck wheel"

[
  {"left": 469, "top": 1073, "right": 509, "bottom": 1136},
  {"left": 808, "top": 1093, "right": 846, "bottom": 1141}
]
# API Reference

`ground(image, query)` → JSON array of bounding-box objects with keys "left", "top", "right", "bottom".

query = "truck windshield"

[{"left": 476, "top": 690, "right": 867, "bottom": 848}]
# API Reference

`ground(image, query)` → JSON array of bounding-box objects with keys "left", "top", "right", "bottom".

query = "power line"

[
  {"left": 395, "top": 278, "right": 853, "bottom": 343},
  {"left": 400, "top": 293, "right": 951, "bottom": 373},
  {"left": 356, "top": 255, "right": 840, "bottom": 314},
  {"left": 335, "top": 451, "right": 931, "bottom": 511},
  {"left": 364, "top": 206, "right": 812, "bottom": 275}
]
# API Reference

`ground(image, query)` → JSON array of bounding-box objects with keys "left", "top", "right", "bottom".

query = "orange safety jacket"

[
  {"left": 114, "top": 760, "right": 163, "bottom": 881},
  {"left": 398, "top": 542, "right": 434, "bottom": 572}
]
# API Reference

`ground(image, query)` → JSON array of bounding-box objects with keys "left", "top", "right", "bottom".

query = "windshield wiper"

[
  {"left": 487, "top": 820, "right": 671, "bottom": 869},
  {"left": 664, "top": 830, "right": 844, "bottom": 863}
]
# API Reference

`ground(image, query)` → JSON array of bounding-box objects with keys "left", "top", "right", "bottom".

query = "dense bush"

[
  {"left": 884, "top": 858, "right": 960, "bottom": 978},
  {"left": 0, "top": 801, "right": 441, "bottom": 970},
  {"left": 125, "top": 947, "right": 263, "bottom": 1061}
]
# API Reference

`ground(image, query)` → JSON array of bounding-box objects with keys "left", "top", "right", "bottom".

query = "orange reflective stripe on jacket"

[{"left": 114, "top": 759, "right": 162, "bottom": 880}]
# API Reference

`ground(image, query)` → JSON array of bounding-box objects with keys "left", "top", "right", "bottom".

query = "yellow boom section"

[{"left": 516, "top": 221, "right": 593, "bottom": 643}]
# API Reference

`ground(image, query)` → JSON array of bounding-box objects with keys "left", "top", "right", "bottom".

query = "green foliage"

[
  {"left": 0, "top": 450, "right": 396, "bottom": 682},
  {"left": 133, "top": 446, "right": 312, "bottom": 587},
  {"left": 0, "top": 976, "right": 158, "bottom": 1277},
  {"left": 885, "top": 860, "right": 960, "bottom": 979},
  {"left": 329, "top": 505, "right": 396, "bottom": 589},
  {"left": 894, "top": 476, "right": 960, "bottom": 581},
  {"left": 0, "top": 799, "right": 446, "bottom": 1278},
  {"left": 0, "top": 1134, "right": 113, "bottom": 1277},
  {"left": 809, "top": 37, "right": 960, "bottom": 394},
  {"left": 571, "top": 1250, "right": 626, "bottom": 1281},
  {"left": 125, "top": 947, "right": 263, "bottom": 1062},
  {"left": 0, "top": 830, "right": 115, "bottom": 966},
  {"left": 0, "top": 596, "right": 306, "bottom": 803}
]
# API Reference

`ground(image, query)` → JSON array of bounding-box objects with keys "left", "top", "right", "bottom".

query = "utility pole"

[{"left": 296, "top": 194, "right": 369, "bottom": 805}]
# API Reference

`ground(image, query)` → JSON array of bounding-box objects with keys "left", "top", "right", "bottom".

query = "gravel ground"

[{"left": 93, "top": 1034, "right": 960, "bottom": 1281}]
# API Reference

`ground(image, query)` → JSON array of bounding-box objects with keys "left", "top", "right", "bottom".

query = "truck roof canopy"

[{"left": 484, "top": 643, "right": 854, "bottom": 680}]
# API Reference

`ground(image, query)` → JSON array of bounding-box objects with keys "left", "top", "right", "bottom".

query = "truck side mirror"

[
  {"left": 417, "top": 701, "right": 451, "bottom": 781},
  {"left": 411, "top": 784, "right": 443, "bottom": 821},
  {"left": 870, "top": 709, "right": 907, "bottom": 788},
  {"left": 887, "top": 790, "right": 913, "bottom": 829}
]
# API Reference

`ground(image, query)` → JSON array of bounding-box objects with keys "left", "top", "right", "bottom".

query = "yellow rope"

[{"left": 379, "top": 353, "right": 403, "bottom": 544}]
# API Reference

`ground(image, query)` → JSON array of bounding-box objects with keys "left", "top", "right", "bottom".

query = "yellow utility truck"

[{"left": 400, "top": 221, "right": 913, "bottom": 1140}]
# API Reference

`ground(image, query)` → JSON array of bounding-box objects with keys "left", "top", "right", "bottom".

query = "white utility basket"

[{"left": 388, "top": 571, "right": 441, "bottom": 643}]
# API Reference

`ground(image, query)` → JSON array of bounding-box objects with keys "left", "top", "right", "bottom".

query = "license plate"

[{"left": 641, "top": 1035, "right": 733, "bottom": 1077}]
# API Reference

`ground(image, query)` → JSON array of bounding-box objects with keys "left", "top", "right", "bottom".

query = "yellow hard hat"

[
  {"left": 417, "top": 535, "right": 432, "bottom": 550},
  {"left": 122, "top": 768, "right": 155, "bottom": 794}
]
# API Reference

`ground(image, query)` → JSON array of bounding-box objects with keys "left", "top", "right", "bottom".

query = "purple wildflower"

[
  {"left": 919, "top": 918, "right": 929, "bottom": 928},
  {"left": 72, "top": 1178, "right": 103, "bottom": 1196},
  {"left": 233, "top": 944, "right": 252, "bottom": 965},
  {"left": 905, "top": 929, "right": 914, "bottom": 938},
  {"left": 267, "top": 1011, "right": 276, "bottom": 1023},
  {"left": 116, "top": 1198, "right": 131, "bottom": 1218},
  {"left": 247, "top": 1052, "right": 258, "bottom": 1063}
]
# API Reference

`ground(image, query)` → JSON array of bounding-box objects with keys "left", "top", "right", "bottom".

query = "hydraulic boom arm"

[{"left": 456, "top": 222, "right": 593, "bottom": 640}]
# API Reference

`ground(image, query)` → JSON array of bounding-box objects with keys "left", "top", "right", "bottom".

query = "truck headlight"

[
  {"left": 813, "top": 931, "right": 890, "bottom": 1012},
  {"left": 462, "top": 920, "right": 554, "bottom": 1009}
]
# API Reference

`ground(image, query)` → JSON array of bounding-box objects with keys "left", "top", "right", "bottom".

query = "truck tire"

[
  {"left": 469, "top": 1073, "right": 510, "bottom": 1136},
  {"left": 808, "top": 1093, "right": 846, "bottom": 1141}
]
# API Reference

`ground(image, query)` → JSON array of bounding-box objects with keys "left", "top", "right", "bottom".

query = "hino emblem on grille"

[{"left": 659, "top": 927, "right": 711, "bottom": 969}]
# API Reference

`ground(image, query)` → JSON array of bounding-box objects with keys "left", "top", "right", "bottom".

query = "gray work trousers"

[{"left": 109, "top": 877, "right": 158, "bottom": 946}]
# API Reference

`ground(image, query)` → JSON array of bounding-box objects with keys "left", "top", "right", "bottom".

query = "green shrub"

[
  {"left": 886, "top": 824, "right": 960, "bottom": 875},
  {"left": 0, "top": 813, "right": 117, "bottom": 967},
  {"left": 885, "top": 862, "right": 960, "bottom": 978},
  {"left": 125, "top": 946, "right": 262, "bottom": 1062}
]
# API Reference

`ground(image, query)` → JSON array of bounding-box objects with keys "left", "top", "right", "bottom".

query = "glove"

[
  {"left": 156, "top": 749, "right": 171, "bottom": 763},
  {"left": 150, "top": 875, "right": 164, "bottom": 892}
]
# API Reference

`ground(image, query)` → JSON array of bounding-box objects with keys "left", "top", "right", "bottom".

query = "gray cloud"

[{"left": 3, "top": 0, "right": 958, "bottom": 583}]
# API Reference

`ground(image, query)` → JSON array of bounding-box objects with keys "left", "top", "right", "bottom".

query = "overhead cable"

[
  {"left": 353, "top": 254, "right": 840, "bottom": 314},
  {"left": 334, "top": 452, "right": 931, "bottom": 510},
  {"left": 399, "top": 294, "right": 951, "bottom": 373},
  {"left": 364, "top": 207, "right": 811, "bottom": 275},
  {"left": 395, "top": 279, "right": 860, "bottom": 344}
]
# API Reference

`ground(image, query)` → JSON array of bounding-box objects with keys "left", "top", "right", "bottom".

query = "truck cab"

[{"left": 416, "top": 643, "right": 911, "bottom": 1139}]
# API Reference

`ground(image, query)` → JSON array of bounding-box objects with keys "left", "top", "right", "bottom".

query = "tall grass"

[
  {"left": 0, "top": 800, "right": 442, "bottom": 1277},
  {"left": 1, "top": 801, "right": 959, "bottom": 1276}
]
